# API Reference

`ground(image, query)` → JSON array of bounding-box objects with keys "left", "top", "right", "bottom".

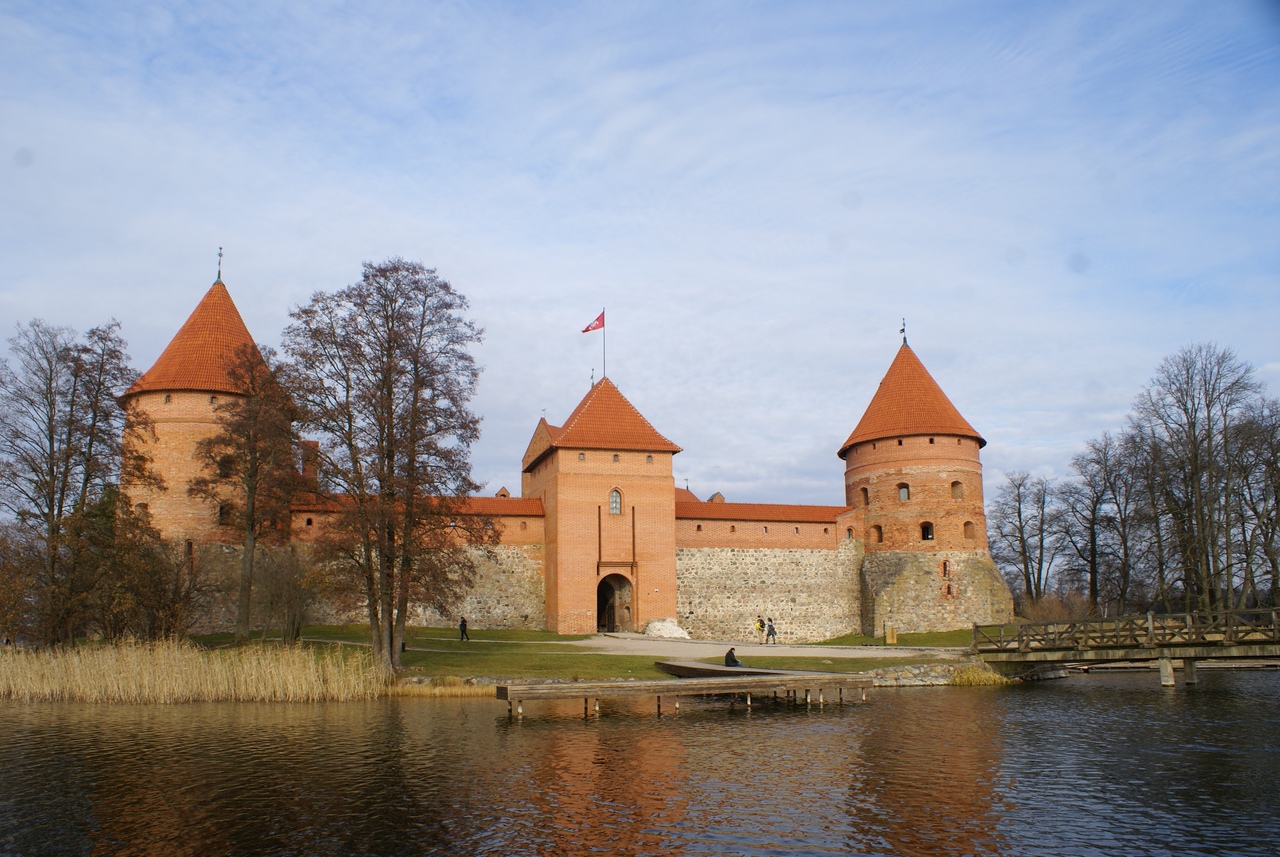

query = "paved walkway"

[{"left": 567, "top": 631, "right": 968, "bottom": 662}]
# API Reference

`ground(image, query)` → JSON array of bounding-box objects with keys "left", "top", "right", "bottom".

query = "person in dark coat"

[
  {"left": 725, "top": 647, "right": 743, "bottom": 668},
  {"left": 459, "top": 616, "right": 470, "bottom": 642}
]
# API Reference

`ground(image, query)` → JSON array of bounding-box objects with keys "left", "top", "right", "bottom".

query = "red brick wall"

[
  {"left": 526, "top": 448, "right": 678, "bottom": 634},
  {"left": 123, "top": 390, "right": 236, "bottom": 545},
  {"left": 842, "top": 434, "right": 988, "bottom": 553}
]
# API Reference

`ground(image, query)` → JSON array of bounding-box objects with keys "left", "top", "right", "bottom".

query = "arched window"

[
  {"left": 609, "top": 489, "right": 622, "bottom": 515},
  {"left": 871, "top": 525, "right": 883, "bottom": 543},
  {"left": 845, "top": 528, "right": 853, "bottom": 540},
  {"left": 964, "top": 521, "right": 976, "bottom": 539},
  {"left": 920, "top": 522, "right": 934, "bottom": 541},
  {"left": 897, "top": 483, "right": 910, "bottom": 502},
  {"left": 696, "top": 524, "right": 702, "bottom": 532},
  {"left": 860, "top": 487, "right": 870, "bottom": 506},
  {"left": 951, "top": 481, "right": 964, "bottom": 499}
]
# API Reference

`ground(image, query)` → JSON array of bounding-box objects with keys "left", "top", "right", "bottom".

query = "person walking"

[
  {"left": 765, "top": 618, "right": 777, "bottom": 644},
  {"left": 459, "top": 616, "right": 470, "bottom": 642},
  {"left": 755, "top": 614, "right": 765, "bottom": 644}
]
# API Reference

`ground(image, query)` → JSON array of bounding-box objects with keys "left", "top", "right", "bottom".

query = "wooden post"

[
  {"left": 508, "top": 700, "right": 513, "bottom": 718},
  {"left": 517, "top": 700, "right": 523, "bottom": 718},
  {"left": 861, "top": 687, "right": 867, "bottom": 703},
  {"left": 585, "top": 698, "right": 589, "bottom": 718},
  {"left": 674, "top": 696, "right": 679, "bottom": 711},
  {"left": 746, "top": 692, "right": 752, "bottom": 709},
  {"left": 1159, "top": 657, "right": 1175, "bottom": 687},
  {"left": 1184, "top": 659, "right": 1198, "bottom": 685},
  {"left": 1146, "top": 611, "right": 1154, "bottom": 646},
  {"left": 657, "top": 695, "right": 662, "bottom": 716}
]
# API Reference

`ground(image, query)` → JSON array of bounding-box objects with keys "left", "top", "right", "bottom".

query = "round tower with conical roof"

[
  {"left": 121, "top": 277, "right": 263, "bottom": 544},
  {"left": 839, "top": 342, "right": 1012, "bottom": 633}
]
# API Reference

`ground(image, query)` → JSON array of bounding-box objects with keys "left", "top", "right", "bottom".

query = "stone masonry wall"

[
  {"left": 417, "top": 545, "right": 546, "bottom": 631},
  {"left": 860, "top": 550, "right": 1013, "bottom": 635},
  {"left": 675, "top": 540, "right": 863, "bottom": 643}
]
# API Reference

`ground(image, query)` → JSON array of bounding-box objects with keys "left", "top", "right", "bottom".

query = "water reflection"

[{"left": 2, "top": 673, "right": 1279, "bottom": 856}]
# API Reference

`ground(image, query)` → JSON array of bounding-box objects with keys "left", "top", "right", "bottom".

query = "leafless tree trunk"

[{"left": 282, "top": 258, "right": 488, "bottom": 674}]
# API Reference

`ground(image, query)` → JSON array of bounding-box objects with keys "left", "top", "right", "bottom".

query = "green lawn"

[{"left": 192, "top": 624, "right": 963, "bottom": 682}]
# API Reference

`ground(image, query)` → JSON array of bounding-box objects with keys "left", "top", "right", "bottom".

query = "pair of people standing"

[{"left": 754, "top": 615, "right": 779, "bottom": 644}]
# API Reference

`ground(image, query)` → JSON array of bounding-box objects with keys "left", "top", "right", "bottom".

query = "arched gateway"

[{"left": 597, "top": 574, "right": 634, "bottom": 632}]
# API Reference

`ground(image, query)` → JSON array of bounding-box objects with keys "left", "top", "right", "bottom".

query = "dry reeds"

[
  {"left": 0, "top": 641, "right": 384, "bottom": 703},
  {"left": 949, "top": 663, "right": 1011, "bottom": 687}
]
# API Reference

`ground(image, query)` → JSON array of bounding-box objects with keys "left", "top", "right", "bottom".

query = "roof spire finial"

[
  {"left": 216, "top": 247, "right": 223, "bottom": 284},
  {"left": 900, "top": 317, "right": 907, "bottom": 345}
]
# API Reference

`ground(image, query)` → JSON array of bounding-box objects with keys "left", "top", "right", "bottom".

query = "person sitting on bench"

[{"left": 725, "top": 647, "right": 744, "bottom": 668}]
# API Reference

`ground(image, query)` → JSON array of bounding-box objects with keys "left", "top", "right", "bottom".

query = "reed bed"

[
  {"left": 0, "top": 641, "right": 385, "bottom": 703},
  {"left": 949, "top": 663, "right": 1011, "bottom": 687}
]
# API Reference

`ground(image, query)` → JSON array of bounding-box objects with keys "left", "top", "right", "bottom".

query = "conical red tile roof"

[
  {"left": 838, "top": 343, "right": 984, "bottom": 458},
  {"left": 125, "top": 280, "right": 262, "bottom": 396},
  {"left": 523, "top": 378, "right": 680, "bottom": 471}
]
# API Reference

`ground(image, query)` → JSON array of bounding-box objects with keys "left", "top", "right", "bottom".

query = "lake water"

[{"left": 2, "top": 671, "right": 1279, "bottom": 856}]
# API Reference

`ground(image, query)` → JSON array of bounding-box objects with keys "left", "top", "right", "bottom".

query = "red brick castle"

[{"left": 124, "top": 278, "right": 1013, "bottom": 640}]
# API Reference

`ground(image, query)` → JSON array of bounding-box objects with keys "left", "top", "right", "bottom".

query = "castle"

[{"left": 122, "top": 278, "right": 1013, "bottom": 641}]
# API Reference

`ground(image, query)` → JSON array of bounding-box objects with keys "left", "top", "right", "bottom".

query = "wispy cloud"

[{"left": 2, "top": 1, "right": 1277, "bottom": 502}]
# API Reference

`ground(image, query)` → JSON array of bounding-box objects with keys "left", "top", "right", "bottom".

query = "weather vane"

[
  {"left": 900, "top": 318, "right": 907, "bottom": 345},
  {"left": 217, "top": 246, "right": 223, "bottom": 282}
]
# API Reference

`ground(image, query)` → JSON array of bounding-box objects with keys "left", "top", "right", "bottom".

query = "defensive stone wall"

[
  {"left": 674, "top": 540, "right": 864, "bottom": 643},
  {"left": 860, "top": 550, "right": 1012, "bottom": 635},
  {"left": 417, "top": 545, "right": 546, "bottom": 631}
]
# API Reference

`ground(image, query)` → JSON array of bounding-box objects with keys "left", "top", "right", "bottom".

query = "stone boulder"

[{"left": 643, "top": 619, "right": 691, "bottom": 639}]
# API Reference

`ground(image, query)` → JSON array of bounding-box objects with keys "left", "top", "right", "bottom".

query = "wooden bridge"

[{"left": 972, "top": 608, "right": 1280, "bottom": 685}]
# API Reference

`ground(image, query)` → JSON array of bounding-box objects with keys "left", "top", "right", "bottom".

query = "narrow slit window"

[{"left": 860, "top": 487, "right": 870, "bottom": 506}]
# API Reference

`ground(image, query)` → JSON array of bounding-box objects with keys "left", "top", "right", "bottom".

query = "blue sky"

[{"left": 3, "top": 1, "right": 1279, "bottom": 504}]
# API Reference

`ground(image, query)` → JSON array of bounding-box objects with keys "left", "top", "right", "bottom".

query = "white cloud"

[{"left": 2, "top": 1, "right": 1278, "bottom": 504}]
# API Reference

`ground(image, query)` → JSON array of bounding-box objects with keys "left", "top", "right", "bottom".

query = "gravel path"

[{"left": 566, "top": 631, "right": 968, "bottom": 662}]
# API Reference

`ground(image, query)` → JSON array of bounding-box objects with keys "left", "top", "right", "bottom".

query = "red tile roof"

[
  {"left": 838, "top": 343, "right": 984, "bottom": 457},
  {"left": 524, "top": 377, "right": 680, "bottom": 471},
  {"left": 676, "top": 501, "right": 851, "bottom": 523},
  {"left": 674, "top": 487, "right": 700, "bottom": 503},
  {"left": 126, "top": 280, "right": 262, "bottom": 396}
]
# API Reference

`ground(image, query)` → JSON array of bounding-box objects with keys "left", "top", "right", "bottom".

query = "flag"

[{"left": 582, "top": 311, "right": 605, "bottom": 333}]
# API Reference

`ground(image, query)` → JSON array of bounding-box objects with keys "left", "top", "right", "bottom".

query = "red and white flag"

[{"left": 582, "top": 311, "right": 605, "bottom": 333}]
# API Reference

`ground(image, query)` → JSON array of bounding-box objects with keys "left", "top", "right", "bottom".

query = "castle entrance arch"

[{"left": 597, "top": 574, "right": 634, "bottom": 633}]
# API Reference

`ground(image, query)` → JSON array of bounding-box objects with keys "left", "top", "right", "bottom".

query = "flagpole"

[{"left": 602, "top": 307, "right": 606, "bottom": 378}]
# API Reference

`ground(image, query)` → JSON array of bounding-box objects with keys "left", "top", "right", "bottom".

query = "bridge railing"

[{"left": 971, "top": 608, "right": 1280, "bottom": 653}]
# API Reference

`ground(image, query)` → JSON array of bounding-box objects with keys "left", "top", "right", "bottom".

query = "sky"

[{"left": 2, "top": 1, "right": 1279, "bottom": 506}]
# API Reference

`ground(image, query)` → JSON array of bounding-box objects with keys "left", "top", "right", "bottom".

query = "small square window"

[
  {"left": 613, "top": 454, "right": 619, "bottom": 462},
  {"left": 578, "top": 453, "right": 585, "bottom": 461},
  {"left": 646, "top": 455, "right": 653, "bottom": 464}
]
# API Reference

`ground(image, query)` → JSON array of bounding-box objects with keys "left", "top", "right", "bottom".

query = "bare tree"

[
  {"left": 988, "top": 471, "right": 1062, "bottom": 608},
  {"left": 1129, "top": 344, "right": 1262, "bottom": 613},
  {"left": 189, "top": 345, "right": 301, "bottom": 643},
  {"left": 0, "top": 320, "right": 144, "bottom": 644},
  {"left": 282, "top": 258, "right": 491, "bottom": 673}
]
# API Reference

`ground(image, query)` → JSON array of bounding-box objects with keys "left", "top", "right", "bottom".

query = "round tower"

[
  {"left": 121, "top": 277, "right": 261, "bottom": 544},
  {"left": 839, "top": 341, "right": 1011, "bottom": 633},
  {"left": 838, "top": 342, "right": 988, "bottom": 553}
]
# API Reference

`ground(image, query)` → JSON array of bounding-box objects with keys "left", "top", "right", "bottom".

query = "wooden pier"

[{"left": 496, "top": 663, "right": 873, "bottom": 718}]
